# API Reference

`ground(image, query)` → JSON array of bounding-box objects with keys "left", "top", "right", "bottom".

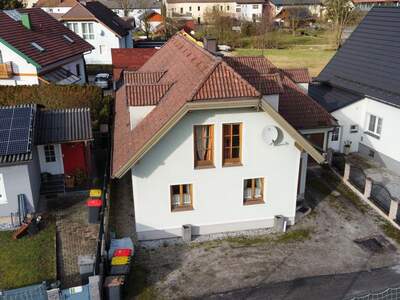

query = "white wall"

[
  {"left": 329, "top": 98, "right": 400, "bottom": 165},
  {"left": 129, "top": 106, "right": 156, "bottom": 129},
  {"left": 60, "top": 56, "right": 87, "bottom": 84},
  {"left": 37, "top": 144, "right": 65, "bottom": 175},
  {"left": 64, "top": 21, "right": 131, "bottom": 65},
  {"left": 131, "top": 107, "right": 301, "bottom": 240},
  {"left": 236, "top": 3, "right": 263, "bottom": 21},
  {"left": 0, "top": 42, "right": 39, "bottom": 86},
  {"left": 166, "top": 2, "right": 236, "bottom": 22},
  {"left": 41, "top": 6, "right": 72, "bottom": 14}
]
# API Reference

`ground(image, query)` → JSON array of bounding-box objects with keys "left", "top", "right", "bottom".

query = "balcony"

[{"left": 0, "top": 62, "right": 13, "bottom": 79}]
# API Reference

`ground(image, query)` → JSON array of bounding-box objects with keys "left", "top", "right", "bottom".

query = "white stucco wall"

[
  {"left": 41, "top": 6, "right": 72, "bottom": 14},
  {"left": 329, "top": 98, "right": 400, "bottom": 165},
  {"left": 236, "top": 3, "right": 263, "bottom": 21},
  {"left": 0, "top": 42, "right": 39, "bottom": 86},
  {"left": 131, "top": 107, "right": 301, "bottom": 240},
  {"left": 64, "top": 21, "right": 132, "bottom": 65},
  {"left": 166, "top": 2, "right": 236, "bottom": 22}
]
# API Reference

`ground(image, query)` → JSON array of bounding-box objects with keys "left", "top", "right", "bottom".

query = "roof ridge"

[{"left": 188, "top": 60, "right": 221, "bottom": 101}]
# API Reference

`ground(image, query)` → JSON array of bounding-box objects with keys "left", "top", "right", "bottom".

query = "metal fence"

[
  {"left": 349, "top": 165, "right": 367, "bottom": 193},
  {"left": 348, "top": 286, "right": 400, "bottom": 300},
  {"left": 370, "top": 183, "right": 392, "bottom": 215}
]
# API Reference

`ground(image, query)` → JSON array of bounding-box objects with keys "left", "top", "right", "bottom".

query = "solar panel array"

[{"left": 0, "top": 107, "right": 34, "bottom": 156}]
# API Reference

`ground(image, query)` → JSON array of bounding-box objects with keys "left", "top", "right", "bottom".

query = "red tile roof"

[
  {"left": 35, "top": 0, "right": 77, "bottom": 7},
  {"left": 281, "top": 68, "right": 311, "bottom": 83},
  {"left": 279, "top": 74, "right": 335, "bottom": 130},
  {"left": 126, "top": 83, "right": 174, "bottom": 106},
  {"left": 112, "top": 34, "right": 260, "bottom": 177},
  {"left": 112, "top": 48, "right": 158, "bottom": 80},
  {"left": 123, "top": 71, "right": 165, "bottom": 84},
  {"left": 0, "top": 8, "right": 93, "bottom": 68}
]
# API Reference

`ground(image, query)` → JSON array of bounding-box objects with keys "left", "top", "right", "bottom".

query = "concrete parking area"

[{"left": 120, "top": 167, "right": 400, "bottom": 299}]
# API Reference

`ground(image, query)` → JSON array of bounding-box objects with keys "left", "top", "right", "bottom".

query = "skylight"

[
  {"left": 63, "top": 35, "right": 74, "bottom": 43},
  {"left": 31, "top": 42, "right": 45, "bottom": 52}
]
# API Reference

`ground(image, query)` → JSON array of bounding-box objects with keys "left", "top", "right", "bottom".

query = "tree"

[
  {"left": 325, "top": 0, "right": 360, "bottom": 48},
  {"left": 0, "top": 0, "right": 23, "bottom": 9},
  {"left": 119, "top": 0, "right": 134, "bottom": 17},
  {"left": 203, "top": 7, "right": 236, "bottom": 44},
  {"left": 285, "top": 7, "right": 310, "bottom": 35}
]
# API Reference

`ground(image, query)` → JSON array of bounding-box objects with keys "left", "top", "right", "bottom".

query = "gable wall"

[
  {"left": 0, "top": 42, "right": 39, "bottom": 86},
  {"left": 131, "top": 107, "right": 301, "bottom": 240}
]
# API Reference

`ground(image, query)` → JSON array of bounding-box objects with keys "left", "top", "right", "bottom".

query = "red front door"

[{"left": 61, "top": 142, "right": 88, "bottom": 176}]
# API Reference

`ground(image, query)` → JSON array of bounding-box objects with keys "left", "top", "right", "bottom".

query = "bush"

[{"left": 0, "top": 84, "right": 107, "bottom": 127}]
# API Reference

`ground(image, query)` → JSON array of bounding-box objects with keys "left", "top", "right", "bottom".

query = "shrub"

[{"left": 0, "top": 84, "right": 107, "bottom": 127}]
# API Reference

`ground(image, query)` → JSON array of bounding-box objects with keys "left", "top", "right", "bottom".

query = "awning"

[{"left": 41, "top": 67, "right": 80, "bottom": 85}]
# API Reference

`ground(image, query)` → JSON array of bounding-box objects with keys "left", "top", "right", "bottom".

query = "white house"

[
  {"left": 309, "top": 7, "right": 400, "bottom": 174},
  {"left": 36, "top": 0, "right": 133, "bottom": 65},
  {"left": 112, "top": 33, "right": 333, "bottom": 241},
  {"left": 0, "top": 8, "right": 92, "bottom": 86}
]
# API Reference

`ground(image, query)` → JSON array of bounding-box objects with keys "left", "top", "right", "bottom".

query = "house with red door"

[{"left": 0, "top": 104, "right": 93, "bottom": 227}]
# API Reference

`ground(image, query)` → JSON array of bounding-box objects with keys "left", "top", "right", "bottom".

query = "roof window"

[
  {"left": 31, "top": 42, "right": 45, "bottom": 52},
  {"left": 63, "top": 35, "right": 74, "bottom": 43}
]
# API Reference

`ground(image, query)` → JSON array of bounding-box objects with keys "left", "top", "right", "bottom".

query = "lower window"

[
  {"left": 44, "top": 145, "right": 56, "bottom": 162},
  {"left": 243, "top": 178, "right": 264, "bottom": 205},
  {"left": 170, "top": 184, "right": 193, "bottom": 211}
]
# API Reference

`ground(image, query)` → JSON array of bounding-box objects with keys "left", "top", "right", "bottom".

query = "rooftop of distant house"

[{"left": 0, "top": 8, "right": 93, "bottom": 68}]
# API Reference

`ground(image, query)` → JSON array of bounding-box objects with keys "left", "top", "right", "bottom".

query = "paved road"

[{"left": 205, "top": 265, "right": 400, "bottom": 300}]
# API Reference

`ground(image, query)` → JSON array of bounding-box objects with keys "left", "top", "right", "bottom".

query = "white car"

[{"left": 94, "top": 73, "right": 111, "bottom": 89}]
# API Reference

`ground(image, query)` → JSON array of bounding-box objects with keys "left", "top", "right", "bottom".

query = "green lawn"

[
  {"left": 234, "top": 48, "right": 336, "bottom": 77},
  {"left": 0, "top": 220, "right": 56, "bottom": 290}
]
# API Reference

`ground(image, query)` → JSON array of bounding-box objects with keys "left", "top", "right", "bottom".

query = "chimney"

[
  {"left": 20, "top": 13, "right": 31, "bottom": 30},
  {"left": 203, "top": 36, "right": 217, "bottom": 54}
]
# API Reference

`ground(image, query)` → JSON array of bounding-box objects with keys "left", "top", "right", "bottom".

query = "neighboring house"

[
  {"left": 270, "top": 0, "right": 325, "bottom": 18},
  {"left": 112, "top": 33, "right": 334, "bottom": 240},
  {"left": 37, "top": 0, "right": 133, "bottom": 65},
  {"left": 0, "top": 104, "right": 93, "bottom": 224},
  {"left": 96, "top": 0, "right": 161, "bottom": 19},
  {"left": 236, "top": 0, "right": 272, "bottom": 22},
  {"left": 0, "top": 8, "right": 93, "bottom": 86},
  {"left": 351, "top": 0, "right": 400, "bottom": 11},
  {"left": 139, "top": 10, "right": 164, "bottom": 33},
  {"left": 111, "top": 48, "right": 157, "bottom": 82},
  {"left": 165, "top": 0, "right": 237, "bottom": 23},
  {"left": 309, "top": 7, "right": 400, "bottom": 174}
]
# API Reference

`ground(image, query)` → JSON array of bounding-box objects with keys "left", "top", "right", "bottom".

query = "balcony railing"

[{"left": 0, "top": 62, "right": 13, "bottom": 79}]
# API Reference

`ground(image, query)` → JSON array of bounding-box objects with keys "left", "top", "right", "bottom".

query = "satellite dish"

[{"left": 262, "top": 126, "right": 284, "bottom": 145}]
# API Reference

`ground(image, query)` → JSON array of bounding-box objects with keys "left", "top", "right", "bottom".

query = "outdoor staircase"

[{"left": 40, "top": 174, "right": 65, "bottom": 195}]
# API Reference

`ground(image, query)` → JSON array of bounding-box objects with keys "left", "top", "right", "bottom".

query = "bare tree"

[
  {"left": 119, "top": 0, "right": 134, "bottom": 17},
  {"left": 325, "top": 0, "right": 359, "bottom": 48},
  {"left": 285, "top": 7, "right": 309, "bottom": 35},
  {"left": 203, "top": 7, "right": 236, "bottom": 44}
]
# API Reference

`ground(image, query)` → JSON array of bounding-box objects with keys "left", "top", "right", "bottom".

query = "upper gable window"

[
  {"left": 222, "top": 123, "right": 242, "bottom": 166},
  {"left": 366, "top": 114, "right": 382, "bottom": 138},
  {"left": 194, "top": 125, "right": 214, "bottom": 168},
  {"left": 82, "top": 23, "right": 94, "bottom": 40}
]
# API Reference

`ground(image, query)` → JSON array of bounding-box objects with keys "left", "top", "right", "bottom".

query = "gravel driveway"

[{"left": 122, "top": 167, "right": 400, "bottom": 299}]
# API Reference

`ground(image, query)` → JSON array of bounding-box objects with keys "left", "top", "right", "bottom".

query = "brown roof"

[
  {"left": 35, "top": 0, "right": 77, "bottom": 7},
  {"left": 112, "top": 34, "right": 260, "bottom": 177},
  {"left": 279, "top": 73, "right": 335, "bottom": 130},
  {"left": 224, "top": 56, "right": 334, "bottom": 130},
  {"left": 123, "top": 71, "right": 165, "bottom": 84},
  {"left": 281, "top": 68, "right": 311, "bottom": 83},
  {"left": 0, "top": 8, "right": 93, "bottom": 68},
  {"left": 60, "top": 1, "right": 132, "bottom": 37},
  {"left": 112, "top": 48, "right": 158, "bottom": 80},
  {"left": 126, "top": 83, "right": 174, "bottom": 106}
]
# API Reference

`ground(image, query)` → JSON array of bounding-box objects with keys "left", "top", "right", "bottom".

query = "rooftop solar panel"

[{"left": 0, "top": 106, "right": 34, "bottom": 156}]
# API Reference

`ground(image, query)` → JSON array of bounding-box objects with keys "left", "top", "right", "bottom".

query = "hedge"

[{"left": 0, "top": 84, "right": 109, "bottom": 126}]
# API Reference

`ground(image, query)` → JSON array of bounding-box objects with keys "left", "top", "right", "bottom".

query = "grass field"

[
  {"left": 234, "top": 48, "right": 336, "bottom": 77},
  {"left": 0, "top": 221, "right": 56, "bottom": 290}
]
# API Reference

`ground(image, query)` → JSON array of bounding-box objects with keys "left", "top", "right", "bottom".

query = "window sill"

[
  {"left": 222, "top": 162, "right": 243, "bottom": 168},
  {"left": 243, "top": 199, "right": 264, "bottom": 206},
  {"left": 364, "top": 131, "right": 380, "bottom": 140},
  {"left": 171, "top": 206, "right": 193, "bottom": 212},
  {"left": 194, "top": 164, "right": 215, "bottom": 170}
]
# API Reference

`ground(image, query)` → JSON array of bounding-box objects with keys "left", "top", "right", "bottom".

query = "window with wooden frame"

[
  {"left": 194, "top": 125, "right": 214, "bottom": 168},
  {"left": 222, "top": 123, "right": 242, "bottom": 166},
  {"left": 170, "top": 184, "right": 193, "bottom": 212},
  {"left": 243, "top": 178, "right": 264, "bottom": 205}
]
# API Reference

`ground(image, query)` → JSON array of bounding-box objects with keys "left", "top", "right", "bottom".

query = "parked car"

[{"left": 94, "top": 73, "right": 111, "bottom": 89}]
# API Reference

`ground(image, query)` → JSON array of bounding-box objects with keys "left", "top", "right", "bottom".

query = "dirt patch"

[{"left": 123, "top": 168, "right": 400, "bottom": 299}]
